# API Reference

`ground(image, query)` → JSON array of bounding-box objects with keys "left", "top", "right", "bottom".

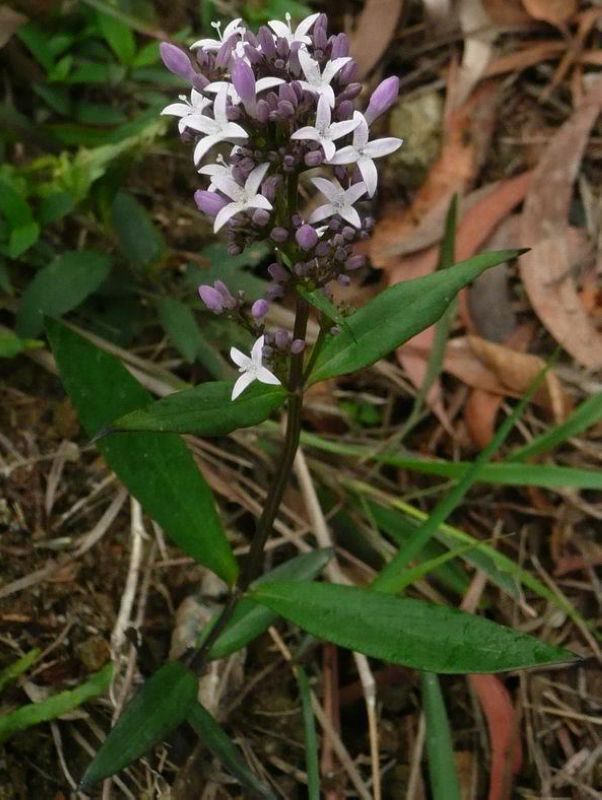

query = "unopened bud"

[
  {"left": 194, "top": 190, "right": 228, "bottom": 217},
  {"left": 345, "top": 254, "right": 366, "bottom": 270},
  {"left": 252, "top": 208, "right": 271, "bottom": 226},
  {"left": 251, "top": 298, "right": 270, "bottom": 319},
  {"left": 291, "top": 338, "right": 306, "bottom": 354},
  {"left": 364, "top": 76, "right": 400, "bottom": 124},
  {"left": 304, "top": 150, "right": 323, "bottom": 167},
  {"left": 296, "top": 224, "right": 319, "bottom": 251},
  {"left": 270, "top": 227, "right": 288, "bottom": 243},
  {"left": 199, "top": 285, "right": 224, "bottom": 313},
  {"left": 160, "top": 42, "right": 194, "bottom": 80}
]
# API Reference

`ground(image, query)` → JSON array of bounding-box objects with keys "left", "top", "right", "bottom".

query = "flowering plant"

[{"left": 46, "top": 11, "right": 575, "bottom": 796}]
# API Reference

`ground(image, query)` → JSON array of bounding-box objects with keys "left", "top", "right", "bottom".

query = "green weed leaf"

[
  {"left": 250, "top": 581, "right": 576, "bottom": 673},
  {"left": 81, "top": 662, "right": 196, "bottom": 788},
  {"left": 46, "top": 319, "right": 238, "bottom": 584}
]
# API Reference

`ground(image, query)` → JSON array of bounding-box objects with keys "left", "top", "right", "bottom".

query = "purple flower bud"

[
  {"left": 315, "top": 242, "right": 330, "bottom": 257},
  {"left": 266, "top": 283, "right": 285, "bottom": 300},
  {"left": 337, "top": 274, "right": 351, "bottom": 287},
  {"left": 291, "top": 338, "right": 306, "bottom": 354},
  {"left": 258, "top": 26, "right": 277, "bottom": 58},
  {"left": 338, "top": 82, "right": 362, "bottom": 102},
  {"left": 192, "top": 73, "right": 209, "bottom": 91},
  {"left": 331, "top": 33, "right": 350, "bottom": 59},
  {"left": 346, "top": 254, "right": 366, "bottom": 270},
  {"left": 304, "top": 150, "right": 323, "bottom": 167},
  {"left": 252, "top": 208, "right": 271, "bottom": 226},
  {"left": 335, "top": 247, "right": 347, "bottom": 261},
  {"left": 274, "top": 57, "right": 286, "bottom": 71},
  {"left": 214, "top": 280, "right": 237, "bottom": 308},
  {"left": 215, "top": 36, "right": 236, "bottom": 68},
  {"left": 328, "top": 218, "right": 342, "bottom": 231},
  {"left": 270, "top": 227, "right": 288, "bottom": 243},
  {"left": 160, "top": 42, "right": 194, "bottom": 80},
  {"left": 296, "top": 224, "right": 319, "bottom": 251},
  {"left": 364, "top": 76, "right": 400, "bottom": 124},
  {"left": 338, "top": 61, "right": 359, "bottom": 85},
  {"left": 261, "top": 176, "right": 280, "bottom": 202},
  {"left": 199, "top": 285, "right": 224, "bottom": 313},
  {"left": 232, "top": 58, "right": 257, "bottom": 115},
  {"left": 262, "top": 344, "right": 274, "bottom": 358},
  {"left": 277, "top": 100, "right": 295, "bottom": 118},
  {"left": 245, "top": 31, "right": 259, "bottom": 48},
  {"left": 274, "top": 329, "right": 290, "bottom": 349},
  {"left": 268, "top": 262, "right": 289, "bottom": 282},
  {"left": 313, "top": 15, "right": 328, "bottom": 49},
  {"left": 275, "top": 37, "right": 289, "bottom": 58},
  {"left": 336, "top": 100, "right": 354, "bottom": 120},
  {"left": 251, "top": 298, "right": 270, "bottom": 319},
  {"left": 291, "top": 81, "right": 304, "bottom": 101},
  {"left": 245, "top": 45, "right": 262, "bottom": 65},
  {"left": 256, "top": 99, "right": 270, "bottom": 123},
  {"left": 194, "top": 190, "right": 228, "bottom": 217},
  {"left": 342, "top": 226, "right": 356, "bottom": 241},
  {"left": 279, "top": 83, "right": 298, "bottom": 106},
  {"left": 227, "top": 243, "right": 242, "bottom": 256}
]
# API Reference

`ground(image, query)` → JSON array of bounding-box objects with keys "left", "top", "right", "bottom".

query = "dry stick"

[
  {"left": 294, "top": 448, "right": 382, "bottom": 800},
  {"left": 405, "top": 713, "right": 426, "bottom": 800}
]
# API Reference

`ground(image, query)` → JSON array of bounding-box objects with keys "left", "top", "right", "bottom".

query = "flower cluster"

[{"left": 160, "top": 12, "right": 402, "bottom": 398}]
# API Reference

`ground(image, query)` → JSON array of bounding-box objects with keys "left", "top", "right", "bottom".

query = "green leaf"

[
  {"left": 46, "top": 319, "right": 238, "bottom": 584},
  {"left": 156, "top": 296, "right": 229, "bottom": 377},
  {"left": 37, "top": 191, "right": 75, "bottom": 225},
  {"left": 96, "top": 11, "right": 136, "bottom": 64},
  {"left": 295, "top": 666, "right": 319, "bottom": 800},
  {"left": 250, "top": 581, "right": 576, "bottom": 673},
  {"left": 108, "top": 380, "right": 287, "bottom": 437},
  {"left": 0, "top": 331, "right": 43, "bottom": 359},
  {"left": 297, "top": 285, "right": 355, "bottom": 340},
  {"left": 188, "top": 702, "right": 276, "bottom": 799},
  {"left": 509, "top": 392, "right": 602, "bottom": 462},
  {"left": 308, "top": 250, "right": 526, "bottom": 384},
  {"left": 0, "top": 177, "right": 39, "bottom": 258},
  {"left": 81, "top": 662, "right": 196, "bottom": 789},
  {"left": 208, "top": 549, "right": 333, "bottom": 660},
  {"left": 111, "top": 191, "right": 165, "bottom": 269},
  {"left": 0, "top": 663, "right": 112, "bottom": 744},
  {"left": 16, "top": 250, "right": 112, "bottom": 337},
  {"left": 422, "top": 673, "right": 461, "bottom": 800},
  {"left": 0, "top": 649, "right": 41, "bottom": 694}
]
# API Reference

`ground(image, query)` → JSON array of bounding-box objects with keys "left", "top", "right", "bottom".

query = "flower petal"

[
  {"left": 221, "top": 122, "right": 249, "bottom": 141},
  {"left": 322, "top": 56, "right": 351, "bottom": 83},
  {"left": 256, "top": 77, "right": 285, "bottom": 93},
  {"left": 291, "top": 127, "right": 322, "bottom": 143},
  {"left": 363, "top": 136, "right": 403, "bottom": 158},
  {"left": 339, "top": 204, "right": 362, "bottom": 228},
  {"left": 315, "top": 93, "right": 331, "bottom": 130},
  {"left": 256, "top": 366, "right": 281, "bottom": 386},
  {"left": 210, "top": 174, "right": 243, "bottom": 200},
  {"left": 320, "top": 138, "right": 337, "bottom": 161},
  {"left": 308, "top": 203, "right": 335, "bottom": 224},
  {"left": 230, "top": 346, "right": 251, "bottom": 368},
  {"left": 194, "top": 134, "right": 221, "bottom": 164},
  {"left": 232, "top": 370, "right": 255, "bottom": 400},
  {"left": 213, "top": 202, "right": 241, "bottom": 232},
  {"left": 245, "top": 162, "right": 271, "bottom": 196},
  {"left": 345, "top": 181, "right": 368, "bottom": 204},
  {"left": 251, "top": 335, "right": 265, "bottom": 364},
  {"left": 268, "top": 20, "right": 291, "bottom": 39},
  {"left": 357, "top": 156, "right": 378, "bottom": 197},
  {"left": 329, "top": 119, "right": 360, "bottom": 141},
  {"left": 247, "top": 194, "right": 273, "bottom": 212},
  {"left": 327, "top": 145, "right": 359, "bottom": 165},
  {"left": 298, "top": 48, "right": 321, "bottom": 84},
  {"left": 295, "top": 12, "right": 320, "bottom": 37},
  {"left": 311, "top": 177, "right": 343, "bottom": 201},
  {"left": 161, "top": 103, "right": 191, "bottom": 117}
]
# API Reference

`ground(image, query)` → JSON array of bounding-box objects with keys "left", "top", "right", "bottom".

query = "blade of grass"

[
  {"left": 0, "top": 649, "right": 41, "bottom": 694},
  {"left": 508, "top": 392, "right": 602, "bottom": 462},
  {"left": 422, "top": 673, "right": 461, "bottom": 800},
  {"left": 372, "top": 362, "right": 553, "bottom": 592},
  {"left": 295, "top": 666, "right": 320, "bottom": 800}
]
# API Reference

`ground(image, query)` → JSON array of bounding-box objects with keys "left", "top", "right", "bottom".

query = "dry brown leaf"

[
  {"left": 454, "top": 0, "right": 497, "bottom": 108},
  {"left": 522, "top": 0, "right": 578, "bottom": 26},
  {"left": 485, "top": 41, "right": 566, "bottom": 77},
  {"left": 348, "top": 0, "right": 404, "bottom": 79},
  {"left": 464, "top": 388, "right": 503, "bottom": 447},
  {"left": 370, "top": 81, "right": 500, "bottom": 270},
  {"left": 483, "top": 0, "right": 531, "bottom": 26},
  {"left": 0, "top": 5, "right": 28, "bottom": 48},
  {"left": 520, "top": 79, "right": 602, "bottom": 369}
]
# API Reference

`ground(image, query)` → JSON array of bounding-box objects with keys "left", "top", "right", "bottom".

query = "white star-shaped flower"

[
  {"left": 197, "top": 157, "right": 233, "bottom": 190},
  {"left": 309, "top": 178, "right": 367, "bottom": 228},
  {"left": 328, "top": 112, "right": 402, "bottom": 196},
  {"left": 297, "top": 49, "right": 351, "bottom": 107},
  {"left": 230, "top": 335, "right": 281, "bottom": 400},
  {"left": 160, "top": 89, "right": 212, "bottom": 134},
  {"left": 204, "top": 77, "right": 285, "bottom": 106},
  {"left": 189, "top": 87, "right": 248, "bottom": 164},
  {"left": 291, "top": 94, "right": 359, "bottom": 161},
  {"left": 211, "top": 162, "right": 273, "bottom": 232},
  {"left": 268, "top": 12, "right": 320, "bottom": 46},
  {"left": 191, "top": 18, "right": 245, "bottom": 51}
]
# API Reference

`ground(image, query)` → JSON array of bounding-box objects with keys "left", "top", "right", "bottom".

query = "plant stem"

[{"left": 185, "top": 294, "right": 310, "bottom": 675}]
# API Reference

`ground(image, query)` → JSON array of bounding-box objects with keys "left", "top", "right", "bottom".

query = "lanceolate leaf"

[
  {"left": 296, "top": 285, "right": 355, "bottom": 339},
  {"left": 80, "top": 662, "right": 197, "bottom": 789},
  {"left": 46, "top": 319, "right": 238, "bottom": 584},
  {"left": 250, "top": 581, "right": 576, "bottom": 674},
  {"left": 16, "top": 251, "right": 112, "bottom": 337},
  {"left": 0, "top": 664, "right": 112, "bottom": 743},
  {"left": 108, "top": 381, "right": 287, "bottom": 436},
  {"left": 208, "top": 548, "right": 333, "bottom": 660},
  {"left": 188, "top": 703, "right": 276, "bottom": 799},
  {"left": 422, "top": 673, "right": 461, "bottom": 800},
  {"left": 308, "top": 250, "right": 526, "bottom": 383}
]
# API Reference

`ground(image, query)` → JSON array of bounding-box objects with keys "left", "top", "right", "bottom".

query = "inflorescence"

[{"left": 160, "top": 12, "right": 402, "bottom": 398}]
